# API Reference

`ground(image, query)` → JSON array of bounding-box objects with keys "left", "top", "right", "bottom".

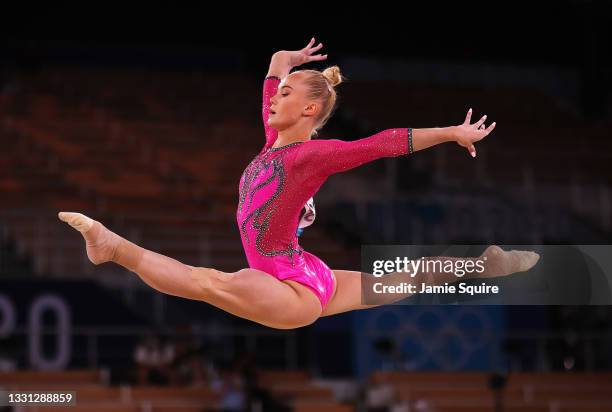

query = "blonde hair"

[{"left": 295, "top": 66, "right": 346, "bottom": 136}]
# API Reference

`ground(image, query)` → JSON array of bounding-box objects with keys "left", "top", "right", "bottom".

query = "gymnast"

[{"left": 59, "top": 38, "right": 539, "bottom": 329}]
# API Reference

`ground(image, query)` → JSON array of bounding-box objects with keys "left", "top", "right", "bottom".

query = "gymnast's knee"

[
  {"left": 269, "top": 310, "right": 319, "bottom": 330},
  {"left": 283, "top": 301, "right": 321, "bottom": 329},
  {"left": 295, "top": 313, "right": 320, "bottom": 328}
]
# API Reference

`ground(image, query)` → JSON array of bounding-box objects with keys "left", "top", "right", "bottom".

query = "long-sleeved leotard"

[{"left": 236, "top": 75, "right": 413, "bottom": 309}]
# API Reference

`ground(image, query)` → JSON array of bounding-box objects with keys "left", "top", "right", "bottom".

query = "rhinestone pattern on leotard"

[
  {"left": 408, "top": 127, "right": 414, "bottom": 154},
  {"left": 237, "top": 76, "right": 413, "bottom": 274},
  {"left": 238, "top": 143, "right": 304, "bottom": 265}
]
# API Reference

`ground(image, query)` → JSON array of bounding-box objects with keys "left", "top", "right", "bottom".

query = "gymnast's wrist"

[
  {"left": 271, "top": 51, "right": 292, "bottom": 67},
  {"left": 446, "top": 126, "right": 460, "bottom": 143}
]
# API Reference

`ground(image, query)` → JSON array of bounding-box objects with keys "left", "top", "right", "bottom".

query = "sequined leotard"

[{"left": 236, "top": 75, "right": 413, "bottom": 310}]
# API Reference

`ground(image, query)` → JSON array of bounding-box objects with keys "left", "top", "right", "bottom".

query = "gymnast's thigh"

[
  {"left": 189, "top": 266, "right": 321, "bottom": 328},
  {"left": 321, "top": 269, "right": 380, "bottom": 317}
]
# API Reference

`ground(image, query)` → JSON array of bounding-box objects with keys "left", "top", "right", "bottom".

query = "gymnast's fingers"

[
  {"left": 309, "top": 54, "right": 328, "bottom": 62},
  {"left": 304, "top": 37, "right": 316, "bottom": 49},
  {"left": 469, "top": 144, "right": 477, "bottom": 158},
  {"left": 463, "top": 108, "right": 473, "bottom": 125},
  {"left": 474, "top": 114, "right": 487, "bottom": 129},
  {"left": 309, "top": 42, "right": 324, "bottom": 53}
]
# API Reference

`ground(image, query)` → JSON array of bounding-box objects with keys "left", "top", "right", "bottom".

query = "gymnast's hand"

[
  {"left": 454, "top": 108, "right": 496, "bottom": 158},
  {"left": 277, "top": 37, "right": 328, "bottom": 68}
]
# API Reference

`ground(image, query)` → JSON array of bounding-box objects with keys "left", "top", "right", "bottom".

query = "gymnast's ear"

[{"left": 303, "top": 101, "right": 320, "bottom": 118}]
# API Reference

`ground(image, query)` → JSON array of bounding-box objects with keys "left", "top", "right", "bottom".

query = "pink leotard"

[{"left": 236, "top": 75, "right": 413, "bottom": 310}]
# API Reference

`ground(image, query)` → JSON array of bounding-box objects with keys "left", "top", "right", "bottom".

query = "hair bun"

[{"left": 322, "top": 66, "right": 344, "bottom": 87}]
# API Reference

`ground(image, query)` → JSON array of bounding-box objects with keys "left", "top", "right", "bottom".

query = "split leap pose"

[{"left": 59, "top": 38, "right": 539, "bottom": 329}]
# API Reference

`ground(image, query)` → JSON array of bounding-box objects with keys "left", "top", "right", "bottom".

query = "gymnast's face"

[{"left": 268, "top": 73, "right": 319, "bottom": 131}]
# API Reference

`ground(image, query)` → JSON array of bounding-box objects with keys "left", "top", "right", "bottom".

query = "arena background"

[{"left": 1, "top": 2, "right": 611, "bottom": 411}]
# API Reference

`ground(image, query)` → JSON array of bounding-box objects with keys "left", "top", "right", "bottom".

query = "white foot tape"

[{"left": 58, "top": 212, "right": 94, "bottom": 233}]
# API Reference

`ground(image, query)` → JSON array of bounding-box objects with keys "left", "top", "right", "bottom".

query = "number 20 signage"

[{"left": 0, "top": 293, "right": 72, "bottom": 370}]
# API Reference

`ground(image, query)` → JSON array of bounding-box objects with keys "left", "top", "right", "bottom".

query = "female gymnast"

[{"left": 58, "top": 38, "right": 539, "bottom": 329}]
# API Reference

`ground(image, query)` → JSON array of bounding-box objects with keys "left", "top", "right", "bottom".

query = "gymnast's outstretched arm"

[
  {"left": 411, "top": 108, "right": 496, "bottom": 157},
  {"left": 291, "top": 109, "right": 496, "bottom": 182}
]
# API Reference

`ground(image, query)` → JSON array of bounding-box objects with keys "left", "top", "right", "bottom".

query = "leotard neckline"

[{"left": 268, "top": 141, "right": 306, "bottom": 151}]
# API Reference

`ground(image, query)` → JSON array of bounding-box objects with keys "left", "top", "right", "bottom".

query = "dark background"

[{"left": 0, "top": 0, "right": 611, "bottom": 391}]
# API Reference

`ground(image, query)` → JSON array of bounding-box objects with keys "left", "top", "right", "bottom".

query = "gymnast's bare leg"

[
  {"left": 321, "top": 247, "right": 540, "bottom": 317},
  {"left": 58, "top": 212, "right": 321, "bottom": 329}
]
